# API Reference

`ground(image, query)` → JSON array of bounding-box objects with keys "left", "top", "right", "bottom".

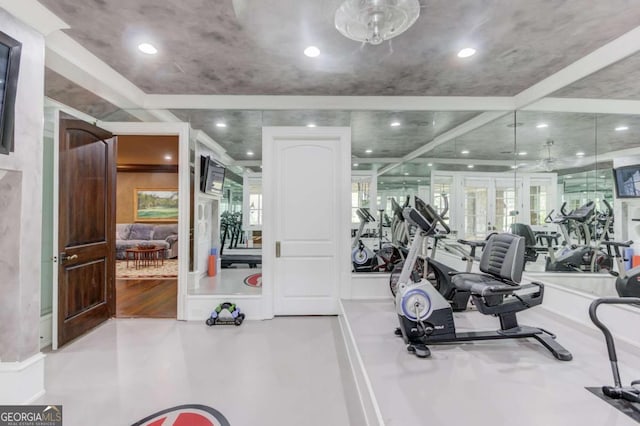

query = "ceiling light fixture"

[
  {"left": 510, "top": 165, "right": 518, "bottom": 169},
  {"left": 427, "top": 163, "right": 433, "bottom": 167},
  {"left": 306, "top": 123, "right": 317, "bottom": 128},
  {"left": 164, "top": 154, "right": 172, "bottom": 160},
  {"left": 353, "top": 163, "right": 359, "bottom": 167},
  {"left": 536, "top": 123, "right": 549, "bottom": 129},
  {"left": 247, "top": 151, "right": 254, "bottom": 156},
  {"left": 138, "top": 43, "right": 158, "bottom": 55},
  {"left": 404, "top": 172, "right": 409, "bottom": 176},
  {"left": 518, "top": 151, "right": 527, "bottom": 156},
  {"left": 600, "top": 175, "right": 606, "bottom": 179},
  {"left": 304, "top": 46, "right": 321, "bottom": 57},
  {"left": 390, "top": 121, "right": 401, "bottom": 127},
  {"left": 615, "top": 126, "right": 629, "bottom": 131},
  {"left": 467, "top": 164, "right": 474, "bottom": 169},
  {"left": 566, "top": 175, "right": 573, "bottom": 179},
  {"left": 457, "top": 48, "right": 476, "bottom": 58},
  {"left": 216, "top": 122, "right": 227, "bottom": 128},
  {"left": 461, "top": 149, "right": 470, "bottom": 155},
  {"left": 576, "top": 151, "right": 585, "bottom": 157},
  {"left": 334, "top": 0, "right": 420, "bottom": 46},
  {"left": 365, "top": 149, "right": 373, "bottom": 154}
]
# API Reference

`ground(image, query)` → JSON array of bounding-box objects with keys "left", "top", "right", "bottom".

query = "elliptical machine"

[
  {"left": 352, "top": 207, "right": 403, "bottom": 272},
  {"left": 589, "top": 298, "right": 640, "bottom": 403},
  {"left": 394, "top": 199, "right": 572, "bottom": 361}
]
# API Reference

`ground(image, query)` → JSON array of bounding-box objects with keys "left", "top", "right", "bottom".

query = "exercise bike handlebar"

[
  {"left": 544, "top": 209, "right": 556, "bottom": 223},
  {"left": 560, "top": 202, "right": 569, "bottom": 217},
  {"left": 589, "top": 298, "right": 640, "bottom": 365},
  {"left": 602, "top": 199, "right": 614, "bottom": 217}
]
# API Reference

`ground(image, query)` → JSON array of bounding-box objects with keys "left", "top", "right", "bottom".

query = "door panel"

[
  {"left": 58, "top": 119, "right": 116, "bottom": 347},
  {"left": 267, "top": 129, "right": 349, "bottom": 315}
]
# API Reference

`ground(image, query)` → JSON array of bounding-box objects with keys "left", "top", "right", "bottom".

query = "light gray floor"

[
  {"left": 190, "top": 267, "right": 262, "bottom": 295},
  {"left": 37, "top": 317, "right": 363, "bottom": 426},
  {"left": 343, "top": 299, "right": 640, "bottom": 426}
]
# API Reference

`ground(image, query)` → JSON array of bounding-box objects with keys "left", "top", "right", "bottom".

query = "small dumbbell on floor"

[{"left": 206, "top": 302, "right": 246, "bottom": 326}]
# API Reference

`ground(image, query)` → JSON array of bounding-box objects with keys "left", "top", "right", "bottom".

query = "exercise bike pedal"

[
  {"left": 407, "top": 344, "right": 431, "bottom": 358},
  {"left": 394, "top": 327, "right": 403, "bottom": 337}
]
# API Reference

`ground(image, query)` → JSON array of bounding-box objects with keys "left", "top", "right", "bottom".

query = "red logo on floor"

[
  {"left": 132, "top": 405, "right": 230, "bottom": 426},
  {"left": 244, "top": 273, "right": 262, "bottom": 288}
]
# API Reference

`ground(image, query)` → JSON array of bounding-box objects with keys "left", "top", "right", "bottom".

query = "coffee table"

[{"left": 125, "top": 246, "right": 165, "bottom": 269}]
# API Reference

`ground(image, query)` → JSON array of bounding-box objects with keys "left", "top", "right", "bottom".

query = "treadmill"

[{"left": 220, "top": 220, "right": 262, "bottom": 269}]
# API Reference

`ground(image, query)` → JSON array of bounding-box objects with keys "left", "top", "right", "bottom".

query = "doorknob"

[
  {"left": 60, "top": 252, "right": 78, "bottom": 262},
  {"left": 275, "top": 241, "right": 281, "bottom": 258}
]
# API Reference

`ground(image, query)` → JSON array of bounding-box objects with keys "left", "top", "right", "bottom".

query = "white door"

[
  {"left": 263, "top": 127, "right": 351, "bottom": 315},
  {"left": 463, "top": 178, "right": 495, "bottom": 239}
]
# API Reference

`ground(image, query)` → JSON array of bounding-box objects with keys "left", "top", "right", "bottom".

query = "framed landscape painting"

[{"left": 134, "top": 188, "right": 179, "bottom": 222}]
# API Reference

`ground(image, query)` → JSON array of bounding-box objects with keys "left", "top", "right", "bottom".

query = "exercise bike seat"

[
  {"left": 451, "top": 233, "right": 525, "bottom": 297},
  {"left": 452, "top": 273, "right": 521, "bottom": 296}
]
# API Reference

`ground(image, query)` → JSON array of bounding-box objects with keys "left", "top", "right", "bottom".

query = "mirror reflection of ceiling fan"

[{"left": 521, "top": 139, "right": 569, "bottom": 172}]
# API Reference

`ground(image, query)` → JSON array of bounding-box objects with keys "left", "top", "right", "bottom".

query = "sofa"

[{"left": 116, "top": 223, "right": 178, "bottom": 260}]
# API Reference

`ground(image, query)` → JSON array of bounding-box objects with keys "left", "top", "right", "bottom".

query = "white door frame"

[
  {"left": 98, "top": 121, "right": 191, "bottom": 320},
  {"left": 262, "top": 127, "right": 352, "bottom": 317}
]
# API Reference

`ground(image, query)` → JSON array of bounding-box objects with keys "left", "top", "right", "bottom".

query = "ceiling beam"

[
  {"left": 514, "top": 25, "right": 640, "bottom": 109},
  {"left": 377, "top": 111, "right": 509, "bottom": 176},
  {"left": 523, "top": 97, "right": 640, "bottom": 115},
  {"left": 144, "top": 95, "right": 514, "bottom": 112},
  {"left": 0, "top": 0, "right": 68, "bottom": 35}
]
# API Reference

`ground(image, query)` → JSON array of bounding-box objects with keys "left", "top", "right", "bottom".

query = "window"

[
  {"left": 248, "top": 181, "right": 262, "bottom": 227},
  {"left": 530, "top": 185, "right": 548, "bottom": 225},
  {"left": 352, "top": 178, "right": 370, "bottom": 224},
  {"left": 496, "top": 187, "right": 516, "bottom": 232}
]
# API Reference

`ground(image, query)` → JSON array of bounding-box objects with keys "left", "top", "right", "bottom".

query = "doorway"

[{"left": 114, "top": 135, "right": 179, "bottom": 318}]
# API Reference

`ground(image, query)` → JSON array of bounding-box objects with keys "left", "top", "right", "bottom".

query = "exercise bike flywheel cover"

[
  {"left": 352, "top": 248, "right": 371, "bottom": 265},
  {"left": 401, "top": 288, "right": 432, "bottom": 321}
]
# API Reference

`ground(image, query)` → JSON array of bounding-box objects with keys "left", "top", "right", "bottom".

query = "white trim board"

[
  {"left": 39, "top": 314, "right": 52, "bottom": 350},
  {"left": 0, "top": 353, "right": 46, "bottom": 404},
  {"left": 338, "top": 300, "right": 385, "bottom": 426}
]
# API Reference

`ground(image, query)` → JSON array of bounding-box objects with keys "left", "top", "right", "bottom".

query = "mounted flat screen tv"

[
  {"left": 199, "top": 155, "right": 225, "bottom": 196},
  {"left": 0, "top": 31, "right": 21, "bottom": 155},
  {"left": 613, "top": 165, "right": 640, "bottom": 198}
]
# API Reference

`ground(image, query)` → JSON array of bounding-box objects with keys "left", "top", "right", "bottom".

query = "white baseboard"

[
  {"left": 40, "top": 313, "right": 52, "bottom": 349},
  {"left": 338, "top": 300, "right": 385, "bottom": 426},
  {"left": 0, "top": 353, "right": 46, "bottom": 404},
  {"left": 185, "top": 294, "right": 266, "bottom": 320}
]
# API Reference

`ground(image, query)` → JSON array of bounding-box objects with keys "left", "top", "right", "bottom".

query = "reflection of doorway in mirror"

[{"left": 464, "top": 186, "right": 489, "bottom": 239}]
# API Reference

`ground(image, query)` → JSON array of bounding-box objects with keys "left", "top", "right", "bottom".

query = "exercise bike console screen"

[{"left": 613, "top": 164, "right": 640, "bottom": 198}]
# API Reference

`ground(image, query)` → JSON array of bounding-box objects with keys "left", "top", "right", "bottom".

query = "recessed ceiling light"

[
  {"left": 247, "top": 151, "right": 254, "bottom": 156},
  {"left": 566, "top": 175, "right": 573, "bottom": 179},
  {"left": 518, "top": 151, "right": 527, "bottom": 156},
  {"left": 307, "top": 123, "right": 316, "bottom": 128},
  {"left": 353, "top": 163, "right": 359, "bottom": 167},
  {"left": 536, "top": 123, "right": 549, "bottom": 129},
  {"left": 576, "top": 151, "right": 585, "bottom": 157},
  {"left": 457, "top": 48, "right": 476, "bottom": 58},
  {"left": 461, "top": 149, "right": 470, "bottom": 155},
  {"left": 260, "top": 165, "right": 263, "bottom": 169},
  {"left": 216, "top": 122, "right": 227, "bottom": 128},
  {"left": 390, "top": 121, "right": 401, "bottom": 127},
  {"left": 615, "top": 126, "right": 629, "bottom": 131},
  {"left": 164, "top": 154, "right": 172, "bottom": 160},
  {"left": 365, "top": 149, "right": 373, "bottom": 154},
  {"left": 417, "top": 179, "right": 421, "bottom": 182},
  {"left": 380, "top": 181, "right": 384, "bottom": 184},
  {"left": 467, "top": 164, "right": 474, "bottom": 169},
  {"left": 404, "top": 172, "right": 409, "bottom": 176},
  {"left": 510, "top": 165, "right": 518, "bottom": 169},
  {"left": 304, "top": 46, "right": 320, "bottom": 58},
  {"left": 600, "top": 175, "right": 605, "bottom": 178},
  {"left": 138, "top": 43, "right": 158, "bottom": 55},
  {"left": 427, "top": 163, "right": 433, "bottom": 167}
]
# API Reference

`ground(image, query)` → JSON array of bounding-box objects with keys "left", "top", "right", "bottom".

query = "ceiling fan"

[{"left": 524, "top": 139, "right": 569, "bottom": 172}]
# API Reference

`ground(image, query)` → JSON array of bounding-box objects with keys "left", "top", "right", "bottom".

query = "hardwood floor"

[{"left": 116, "top": 279, "right": 177, "bottom": 318}]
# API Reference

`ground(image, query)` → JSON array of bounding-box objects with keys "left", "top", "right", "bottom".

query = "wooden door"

[
  {"left": 264, "top": 127, "right": 351, "bottom": 315},
  {"left": 58, "top": 119, "right": 116, "bottom": 347}
]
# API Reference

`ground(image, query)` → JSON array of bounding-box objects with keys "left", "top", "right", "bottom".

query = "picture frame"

[{"left": 134, "top": 188, "right": 179, "bottom": 222}]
